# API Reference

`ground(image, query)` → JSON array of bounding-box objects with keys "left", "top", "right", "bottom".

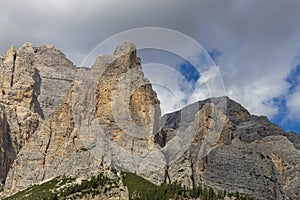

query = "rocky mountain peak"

[
  {"left": 0, "top": 42, "right": 299, "bottom": 200},
  {"left": 224, "top": 97, "right": 251, "bottom": 124},
  {"left": 2, "top": 42, "right": 164, "bottom": 196},
  {"left": 113, "top": 41, "right": 136, "bottom": 55},
  {"left": 18, "top": 42, "right": 34, "bottom": 51}
]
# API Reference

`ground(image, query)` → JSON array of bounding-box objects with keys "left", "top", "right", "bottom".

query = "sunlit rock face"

[{"left": 0, "top": 42, "right": 76, "bottom": 190}]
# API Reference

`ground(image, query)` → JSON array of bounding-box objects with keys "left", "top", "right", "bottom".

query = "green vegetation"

[
  {"left": 58, "top": 172, "right": 116, "bottom": 198},
  {"left": 3, "top": 176, "right": 73, "bottom": 200},
  {"left": 5, "top": 171, "right": 256, "bottom": 200},
  {"left": 4, "top": 172, "right": 116, "bottom": 200},
  {"left": 121, "top": 171, "right": 255, "bottom": 200}
]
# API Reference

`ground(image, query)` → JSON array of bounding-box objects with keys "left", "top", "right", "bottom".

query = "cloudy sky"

[{"left": 1, "top": 0, "right": 300, "bottom": 133}]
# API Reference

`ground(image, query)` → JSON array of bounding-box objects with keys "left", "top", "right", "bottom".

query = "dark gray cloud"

[
  {"left": 0, "top": 0, "right": 202, "bottom": 64},
  {"left": 1, "top": 0, "right": 300, "bottom": 123}
]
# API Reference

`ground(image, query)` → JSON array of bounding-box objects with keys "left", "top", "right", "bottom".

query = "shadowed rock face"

[{"left": 0, "top": 42, "right": 299, "bottom": 200}]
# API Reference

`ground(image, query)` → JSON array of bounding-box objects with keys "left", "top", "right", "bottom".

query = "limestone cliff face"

[
  {"left": 3, "top": 42, "right": 165, "bottom": 196},
  {"left": 0, "top": 43, "right": 41, "bottom": 151},
  {"left": 158, "top": 97, "right": 300, "bottom": 200},
  {"left": 0, "top": 42, "right": 300, "bottom": 200},
  {"left": 72, "top": 42, "right": 165, "bottom": 183},
  {"left": 0, "top": 44, "right": 42, "bottom": 187},
  {"left": 156, "top": 98, "right": 235, "bottom": 188},
  {"left": 0, "top": 42, "right": 77, "bottom": 190},
  {"left": 0, "top": 42, "right": 77, "bottom": 119},
  {"left": 33, "top": 44, "right": 77, "bottom": 117},
  {"left": 93, "top": 42, "right": 164, "bottom": 176},
  {"left": 4, "top": 89, "right": 101, "bottom": 195}
]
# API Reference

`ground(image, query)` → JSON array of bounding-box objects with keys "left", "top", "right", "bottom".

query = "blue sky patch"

[
  {"left": 271, "top": 63, "right": 300, "bottom": 133},
  {"left": 177, "top": 61, "right": 200, "bottom": 83}
]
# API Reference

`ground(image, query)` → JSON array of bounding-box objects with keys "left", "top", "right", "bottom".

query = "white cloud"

[
  {"left": 187, "top": 66, "right": 225, "bottom": 104},
  {"left": 143, "top": 63, "right": 193, "bottom": 115},
  {"left": 224, "top": 71, "right": 291, "bottom": 117},
  {"left": 1, "top": 0, "right": 300, "bottom": 123}
]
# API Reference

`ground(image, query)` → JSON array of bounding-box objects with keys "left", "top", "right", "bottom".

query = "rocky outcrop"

[
  {"left": 0, "top": 44, "right": 41, "bottom": 188},
  {"left": 156, "top": 98, "right": 235, "bottom": 187},
  {"left": 3, "top": 42, "right": 165, "bottom": 196},
  {"left": 159, "top": 97, "right": 300, "bottom": 200},
  {"left": 0, "top": 42, "right": 299, "bottom": 200},
  {"left": 4, "top": 90, "right": 97, "bottom": 195},
  {"left": 283, "top": 131, "right": 300, "bottom": 150},
  {"left": 0, "top": 42, "right": 77, "bottom": 190},
  {"left": 33, "top": 44, "right": 77, "bottom": 118},
  {"left": 92, "top": 42, "right": 164, "bottom": 176},
  {"left": 72, "top": 42, "right": 166, "bottom": 184},
  {"left": 0, "top": 42, "right": 77, "bottom": 118}
]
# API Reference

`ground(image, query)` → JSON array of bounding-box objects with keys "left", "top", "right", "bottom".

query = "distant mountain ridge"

[{"left": 0, "top": 42, "right": 299, "bottom": 199}]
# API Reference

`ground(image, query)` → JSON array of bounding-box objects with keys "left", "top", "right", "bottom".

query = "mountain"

[
  {"left": 0, "top": 43, "right": 76, "bottom": 189},
  {"left": 0, "top": 42, "right": 299, "bottom": 200}
]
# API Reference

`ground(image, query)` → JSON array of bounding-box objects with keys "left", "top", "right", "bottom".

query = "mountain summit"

[{"left": 0, "top": 42, "right": 299, "bottom": 200}]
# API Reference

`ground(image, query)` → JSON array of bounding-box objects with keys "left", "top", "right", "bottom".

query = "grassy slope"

[
  {"left": 4, "top": 176, "right": 72, "bottom": 200},
  {"left": 4, "top": 172, "right": 116, "bottom": 200},
  {"left": 5, "top": 171, "right": 255, "bottom": 200}
]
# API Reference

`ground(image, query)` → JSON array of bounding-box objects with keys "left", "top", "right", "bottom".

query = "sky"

[{"left": 0, "top": 0, "right": 300, "bottom": 133}]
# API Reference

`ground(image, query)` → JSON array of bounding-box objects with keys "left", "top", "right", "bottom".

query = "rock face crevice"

[
  {"left": 33, "top": 68, "right": 44, "bottom": 119},
  {"left": 10, "top": 52, "right": 16, "bottom": 88},
  {"left": 189, "top": 153, "right": 196, "bottom": 187},
  {"left": 0, "top": 107, "right": 16, "bottom": 188},
  {"left": 163, "top": 165, "right": 171, "bottom": 184},
  {"left": 41, "top": 123, "right": 52, "bottom": 181},
  {"left": 0, "top": 42, "right": 299, "bottom": 200}
]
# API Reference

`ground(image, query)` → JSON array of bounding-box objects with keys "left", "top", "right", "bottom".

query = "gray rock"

[
  {"left": 3, "top": 42, "right": 165, "bottom": 195},
  {"left": 0, "top": 42, "right": 77, "bottom": 191},
  {"left": 284, "top": 131, "right": 300, "bottom": 150},
  {"left": 161, "top": 97, "right": 300, "bottom": 200}
]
